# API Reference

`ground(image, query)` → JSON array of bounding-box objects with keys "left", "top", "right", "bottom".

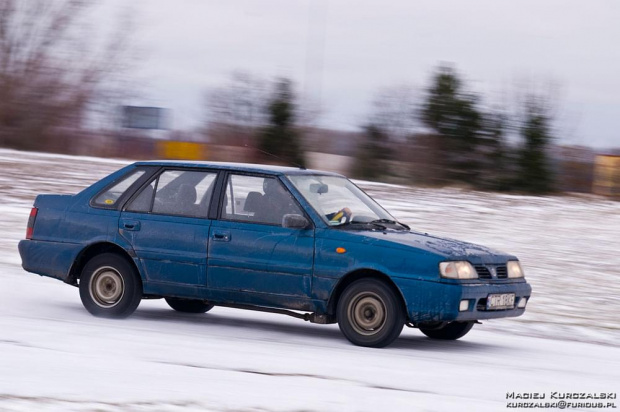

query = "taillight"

[{"left": 26, "top": 207, "right": 38, "bottom": 239}]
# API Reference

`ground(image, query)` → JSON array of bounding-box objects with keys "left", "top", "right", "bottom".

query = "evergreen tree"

[
  {"left": 353, "top": 124, "right": 392, "bottom": 180},
  {"left": 478, "top": 110, "right": 510, "bottom": 190},
  {"left": 259, "top": 79, "right": 305, "bottom": 167},
  {"left": 421, "top": 65, "right": 483, "bottom": 185},
  {"left": 515, "top": 99, "right": 554, "bottom": 193}
]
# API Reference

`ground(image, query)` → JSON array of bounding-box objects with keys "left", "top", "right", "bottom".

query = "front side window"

[
  {"left": 287, "top": 175, "right": 394, "bottom": 226},
  {"left": 92, "top": 169, "right": 146, "bottom": 208},
  {"left": 126, "top": 170, "right": 216, "bottom": 218},
  {"left": 223, "top": 174, "right": 303, "bottom": 226}
]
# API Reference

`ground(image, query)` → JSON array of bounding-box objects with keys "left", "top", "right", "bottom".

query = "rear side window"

[
  {"left": 126, "top": 170, "right": 217, "bottom": 218},
  {"left": 92, "top": 170, "right": 145, "bottom": 208}
]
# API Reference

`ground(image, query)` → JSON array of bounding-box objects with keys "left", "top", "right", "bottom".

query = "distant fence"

[
  {"left": 97, "top": 137, "right": 353, "bottom": 175},
  {"left": 559, "top": 161, "right": 594, "bottom": 194},
  {"left": 305, "top": 152, "right": 352, "bottom": 175},
  {"left": 20, "top": 131, "right": 609, "bottom": 196}
]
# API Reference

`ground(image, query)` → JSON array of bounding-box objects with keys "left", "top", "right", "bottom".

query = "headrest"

[
  {"left": 244, "top": 191, "right": 263, "bottom": 212},
  {"left": 177, "top": 184, "right": 197, "bottom": 204}
]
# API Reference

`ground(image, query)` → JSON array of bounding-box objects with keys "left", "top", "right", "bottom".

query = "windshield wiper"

[
  {"left": 333, "top": 221, "right": 388, "bottom": 231},
  {"left": 369, "top": 219, "right": 410, "bottom": 230}
]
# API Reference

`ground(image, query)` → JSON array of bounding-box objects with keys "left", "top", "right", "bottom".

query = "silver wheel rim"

[
  {"left": 89, "top": 266, "right": 125, "bottom": 308},
  {"left": 347, "top": 291, "right": 387, "bottom": 336}
]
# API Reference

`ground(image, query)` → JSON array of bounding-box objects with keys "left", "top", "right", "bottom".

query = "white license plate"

[{"left": 486, "top": 293, "right": 515, "bottom": 310}]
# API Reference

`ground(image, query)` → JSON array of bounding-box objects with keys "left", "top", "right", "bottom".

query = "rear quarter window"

[{"left": 92, "top": 170, "right": 146, "bottom": 208}]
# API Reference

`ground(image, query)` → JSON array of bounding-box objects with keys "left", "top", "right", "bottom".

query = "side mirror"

[{"left": 282, "top": 214, "right": 310, "bottom": 229}]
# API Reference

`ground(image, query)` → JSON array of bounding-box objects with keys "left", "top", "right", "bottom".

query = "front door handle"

[
  {"left": 212, "top": 231, "right": 231, "bottom": 242},
  {"left": 121, "top": 219, "right": 141, "bottom": 231}
]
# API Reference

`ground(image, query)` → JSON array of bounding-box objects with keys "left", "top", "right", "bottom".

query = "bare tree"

[
  {"left": 204, "top": 71, "right": 269, "bottom": 145},
  {"left": 367, "top": 84, "right": 419, "bottom": 142},
  {"left": 350, "top": 84, "right": 420, "bottom": 181},
  {"left": 0, "top": 0, "right": 131, "bottom": 151}
]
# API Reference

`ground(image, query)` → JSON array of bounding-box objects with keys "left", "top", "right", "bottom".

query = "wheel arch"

[
  {"left": 326, "top": 269, "right": 408, "bottom": 317},
  {"left": 67, "top": 242, "right": 140, "bottom": 286}
]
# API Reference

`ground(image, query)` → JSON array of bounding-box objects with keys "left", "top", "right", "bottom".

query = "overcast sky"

[{"left": 108, "top": 0, "right": 619, "bottom": 148}]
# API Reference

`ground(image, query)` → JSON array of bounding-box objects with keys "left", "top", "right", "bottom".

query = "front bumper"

[{"left": 394, "top": 277, "right": 532, "bottom": 323}]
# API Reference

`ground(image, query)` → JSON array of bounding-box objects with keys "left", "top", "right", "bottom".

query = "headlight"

[
  {"left": 439, "top": 261, "right": 477, "bottom": 279},
  {"left": 507, "top": 260, "right": 524, "bottom": 278}
]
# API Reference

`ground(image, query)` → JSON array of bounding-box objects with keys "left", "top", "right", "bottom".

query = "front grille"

[
  {"left": 496, "top": 265, "right": 508, "bottom": 278},
  {"left": 474, "top": 265, "right": 492, "bottom": 279},
  {"left": 475, "top": 264, "right": 508, "bottom": 279}
]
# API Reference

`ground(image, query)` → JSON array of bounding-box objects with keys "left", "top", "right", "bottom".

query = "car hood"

[{"left": 347, "top": 229, "right": 515, "bottom": 264}]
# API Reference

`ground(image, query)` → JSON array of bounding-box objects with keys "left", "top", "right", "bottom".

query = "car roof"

[{"left": 132, "top": 160, "right": 344, "bottom": 177}]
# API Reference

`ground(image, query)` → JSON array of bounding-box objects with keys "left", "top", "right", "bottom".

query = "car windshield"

[{"left": 287, "top": 175, "right": 400, "bottom": 228}]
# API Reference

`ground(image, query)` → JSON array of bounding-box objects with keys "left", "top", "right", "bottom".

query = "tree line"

[
  {"left": 355, "top": 65, "right": 556, "bottom": 194},
  {"left": 206, "top": 66, "right": 557, "bottom": 194},
  {"left": 0, "top": 1, "right": 556, "bottom": 194}
]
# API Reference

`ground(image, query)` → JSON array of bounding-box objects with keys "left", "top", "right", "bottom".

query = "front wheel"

[
  {"left": 419, "top": 321, "right": 474, "bottom": 340},
  {"left": 79, "top": 253, "right": 142, "bottom": 318},
  {"left": 337, "top": 279, "right": 405, "bottom": 348},
  {"left": 165, "top": 297, "right": 214, "bottom": 313}
]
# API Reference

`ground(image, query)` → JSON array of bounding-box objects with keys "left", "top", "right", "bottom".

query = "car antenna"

[{"left": 244, "top": 144, "right": 306, "bottom": 169}]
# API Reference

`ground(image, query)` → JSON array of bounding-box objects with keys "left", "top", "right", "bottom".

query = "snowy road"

[
  {"left": 1, "top": 149, "right": 619, "bottom": 411},
  {"left": 1, "top": 266, "right": 619, "bottom": 412}
]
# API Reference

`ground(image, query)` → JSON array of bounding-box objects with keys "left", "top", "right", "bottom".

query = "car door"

[
  {"left": 119, "top": 168, "right": 218, "bottom": 296},
  {"left": 207, "top": 173, "right": 314, "bottom": 299}
]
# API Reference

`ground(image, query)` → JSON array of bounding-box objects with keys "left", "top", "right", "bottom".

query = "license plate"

[{"left": 486, "top": 293, "right": 515, "bottom": 310}]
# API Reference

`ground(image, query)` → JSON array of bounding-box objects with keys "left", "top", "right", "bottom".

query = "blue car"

[{"left": 19, "top": 161, "right": 531, "bottom": 347}]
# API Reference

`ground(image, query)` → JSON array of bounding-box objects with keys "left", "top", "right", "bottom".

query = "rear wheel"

[
  {"left": 419, "top": 321, "right": 474, "bottom": 340},
  {"left": 165, "top": 297, "right": 214, "bottom": 313},
  {"left": 337, "top": 279, "right": 405, "bottom": 348},
  {"left": 79, "top": 253, "right": 142, "bottom": 318}
]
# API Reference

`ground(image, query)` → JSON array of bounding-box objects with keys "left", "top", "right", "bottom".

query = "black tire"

[
  {"left": 337, "top": 278, "right": 405, "bottom": 348},
  {"left": 165, "top": 297, "right": 214, "bottom": 313},
  {"left": 419, "top": 321, "right": 474, "bottom": 340},
  {"left": 79, "top": 253, "right": 142, "bottom": 318}
]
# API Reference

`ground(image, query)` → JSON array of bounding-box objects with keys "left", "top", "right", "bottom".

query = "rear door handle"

[
  {"left": 212, "top": 231, "right": 231, "bottom": 242},
  {"left": 121, "top": 219, "right": 141, "bottom": 231}
]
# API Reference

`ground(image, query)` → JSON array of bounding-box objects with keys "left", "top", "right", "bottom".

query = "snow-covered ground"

[{"left": 1, "top": 148, "right": 619, "bottom": 411}]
